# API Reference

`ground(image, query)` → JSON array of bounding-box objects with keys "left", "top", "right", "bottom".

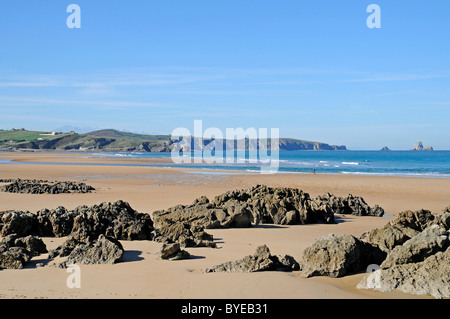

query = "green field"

[{"left": 0, "top": 130, "right": 69, "bottom": 143}]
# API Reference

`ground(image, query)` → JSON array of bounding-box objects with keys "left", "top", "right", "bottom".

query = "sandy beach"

[{"left": 1, "top": 152, "right": 449, "bottom": 299}]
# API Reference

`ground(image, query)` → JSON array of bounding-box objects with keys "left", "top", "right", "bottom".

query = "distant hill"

[{"left": 0, "top": 129, "right": 346, "bottom": 152}]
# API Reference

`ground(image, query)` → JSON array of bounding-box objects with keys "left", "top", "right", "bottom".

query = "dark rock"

[
  {"left": 0, "top": 210, "right": 35, "bottom": 237},
  {"left": 35, "top": 207, "right": 76, "bottom": 237},
  {"left": 0, "top": 246, "right": 31, "bottom": 269},
  {"left": 13, "top": 235, "right": 47, "bottom": 256},
  {"left": 0, "top": 234, "right": 46, "bottom": 269},
  {"left": 153, "top": 185, "right": 341, "bottom": 233},
  {"left": 314, "top": 193, "right": 384, "bottom": 217},
  {"left": 55, "top": 234, "right": 124, "bottom": 267},
  {"left": 0, "top": 200, "right": 153, "bottom": 242},
  {"left": 0, "top": 179, "right": 95, "bottom": 194},
  {"left": 71, "top": 200, "right": 154, "bottom": 241},
  {"left": 153, "top": 220, "right": 216, "bottom": 248},
  {"left": 160, "top": 242, "right": 190, "bottom": 260},
  {"left": 205, "top": 245, "right": 299, "bottom": 273}
]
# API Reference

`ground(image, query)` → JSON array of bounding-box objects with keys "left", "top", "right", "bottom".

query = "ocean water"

[{"left": 97, "top": 150, "right": 450, "bottom": 178}]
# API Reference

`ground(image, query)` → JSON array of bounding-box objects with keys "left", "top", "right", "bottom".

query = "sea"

[{"left": 93, "top": 150, "right": 450, "bottom": 178}]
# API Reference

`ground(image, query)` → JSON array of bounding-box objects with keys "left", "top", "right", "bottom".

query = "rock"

[
  {"left": 48, "top": 235, "right": 82, "bottom": 259},
  {"left": 153, "top": 220, "right": 216, "bottom": 248},
  {"left": 0, "top": 246, "right": 31, "bottom": 269},
  {"left": 359, "top": 216, "right": 450, "bottom": 299},
  {"left": 392, "top": 209, "right": 435, "bottom": 231},
  {"left": 12, "top": 235, "right": 47, "bottom": 256},
  {"left": 314, "top": 193, "right": 384, "bottom": 217},
  {"left": 153, "top": 186, "right": 339, "bottom": 232},
  {"left": 160, "top": 243, "right": 190, "bottom": 261},
  {"left": 3, "top": 200, "right": 153, "bottom": 242},
  {"left": 434, "top": 211, "right": 450, "bottom": 230},
  {"left": 380, "top": 146, "right": 391, "bottom": 151},
  {"left": 367, "top": 209, "right": 435, "bottom": 252},
  {"left": 358, "top": 246, "right": 450, "bottom": 299},
  {"left": 0, "top": 234, "right": 46, "bottom": 269},
  {"left": 0, "top": 210, "right": 35, "bottom": 237},
  {"left": 35, "top": 207, "right": 76, "bottom": 237},
  {"left": 301, "top": 233, "right": 385, "bottom": 278},
  {"left": 205, "top": 245, "right": 299, "bottom": 273},
  {"left": 71, "top": 200, "right": 154, "bottom": 241},
  {"left": 411, "top": 141, "right": 433, "bottom": 151},
  {"left": 380, "top": 225, "right": 449, "bottom": 269},
  {"left": 367, "top": 225, "right": 415, "bottom": 252},
  {"left": 153, "top": 197, "right": 253, "bottom": 230},
  {"left": 0, "top": 179, "right": 95, "bottom": 194},
  {"left": 56, "top": 234, "right": 124, "bottom": 267}
]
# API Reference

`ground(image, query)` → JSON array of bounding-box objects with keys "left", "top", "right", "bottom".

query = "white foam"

[{"left": 342, "top": 162, "right": 359, "bottom": 165}]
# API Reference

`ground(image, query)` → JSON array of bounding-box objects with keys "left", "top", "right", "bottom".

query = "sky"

[{"left": 0, "top": 0, "right": 449, "bottom": 150}]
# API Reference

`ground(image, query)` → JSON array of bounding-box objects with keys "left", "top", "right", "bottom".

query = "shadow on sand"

[{"left": 122, "top": 250, "right": 144, "bottom": 263}]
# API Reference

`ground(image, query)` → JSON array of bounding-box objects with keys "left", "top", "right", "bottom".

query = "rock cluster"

[
  {"left": 1, "top": 201, "right": 154, "bottom": 240},
  {"left": 300, "top": 207, "right": 450, "bottom": 298},
  {"left": 314, "top": 193, "right": 384, "bottom": 217},
  {"left": 0, "top": 201, "right": 153, "bottom": 268},
  {"left": 205, "top": 245, "right": 299, "bottom": 273},
  {"left": 0, "top": 234, "right": 47, "bottom": 269},
  {"left": 411, "top": 141, "right": 434, "bottom": 151},
  {"left": 0, "top": 178, "right": 95, "bottom": 194},
  {"left": 357, "top": 209, "right": 450, "bottom": 298},
  {"left": 152, "top": 186, "right": 384, "bottom": 232},
  {"left": 366, "top": 209, "right": 435, "bottom": 252}
]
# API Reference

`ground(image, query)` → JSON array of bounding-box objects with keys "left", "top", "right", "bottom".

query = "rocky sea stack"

[{"left": 411, "top": 141, "right": 433, "bottom": 151}]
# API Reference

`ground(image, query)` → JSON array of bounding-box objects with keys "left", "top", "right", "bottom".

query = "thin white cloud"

[
  {"left": 341, "top": 73, "right": 447, "bottom": 83},
  {"left": 0, "top": 96, "right": 166, "bottom": 109}
]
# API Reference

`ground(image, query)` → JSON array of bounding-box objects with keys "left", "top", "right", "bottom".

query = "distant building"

[{"left": 40, "top": 131, "right": 61, "bottom": 136}]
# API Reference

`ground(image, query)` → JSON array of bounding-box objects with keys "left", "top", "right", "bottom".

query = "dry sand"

[{"left": 0, "top": 152, "right": 449, "bottom": 299}]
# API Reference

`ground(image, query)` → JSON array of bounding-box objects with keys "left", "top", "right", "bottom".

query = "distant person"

[{"left": 313, "top": 169, "right": 316, "bottom": 174}]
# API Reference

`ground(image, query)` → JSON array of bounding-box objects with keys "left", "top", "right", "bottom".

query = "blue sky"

[{"left": 0, "top": 0, "right": 449, "bottom": 150}]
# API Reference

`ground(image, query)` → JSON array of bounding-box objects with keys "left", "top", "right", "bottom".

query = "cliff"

[{"left": 0, "top": 129, "right": 347, "bottom": 152}]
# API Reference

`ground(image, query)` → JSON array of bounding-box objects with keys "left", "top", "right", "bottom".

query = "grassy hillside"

[{"left": 86, "top": 129, "right": 170, "bottom": 141}]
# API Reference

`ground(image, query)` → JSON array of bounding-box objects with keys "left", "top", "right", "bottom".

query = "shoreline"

[{"left": 1, "top": 151, "right": 450, "bottom": 179}]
